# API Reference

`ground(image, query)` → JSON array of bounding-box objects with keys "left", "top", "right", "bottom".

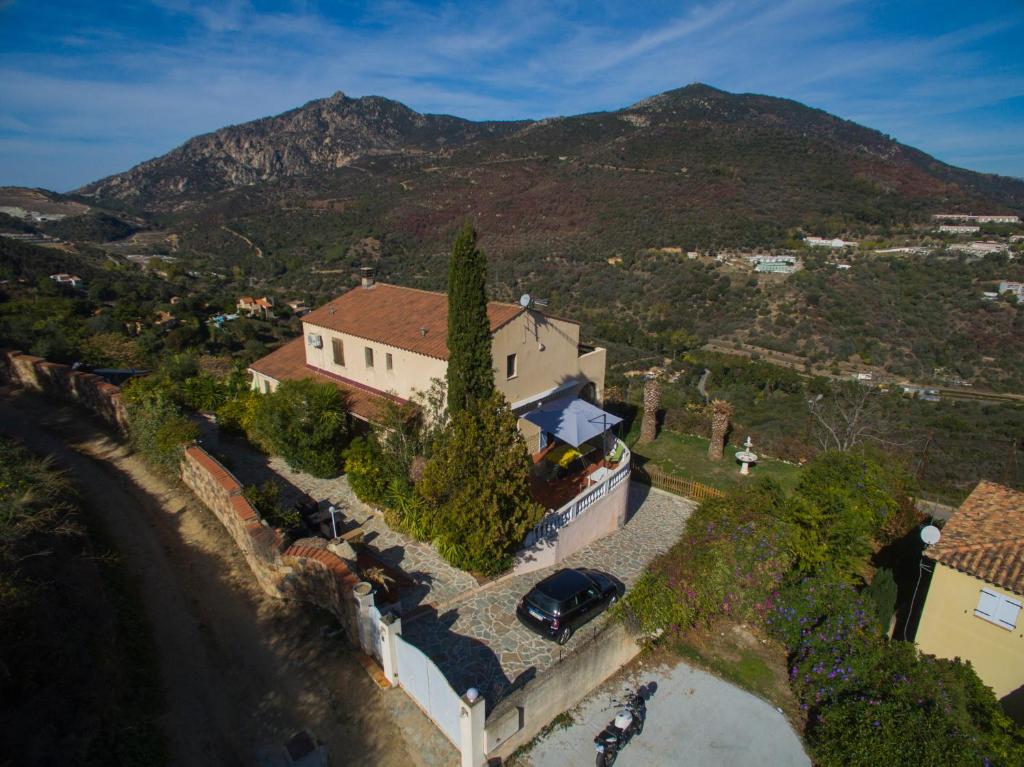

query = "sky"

[{"left": 1, "top": 0, "right": 1023, "bottom": 192}]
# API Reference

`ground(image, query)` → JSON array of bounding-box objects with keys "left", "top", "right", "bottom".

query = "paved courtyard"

[
  {"left": 197, "top": 421, "right": 695, "bottom": 710},
  {"left": 197, "top": 422, "right": 478, "bottom": 612},
  {"left": 524, "top": 658, "right": 809, "bottom": 767},
  {"left": 401, "top": 483, "right": 694, "bottom": 708}
]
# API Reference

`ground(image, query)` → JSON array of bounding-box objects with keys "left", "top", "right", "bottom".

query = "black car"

[{"left": 516, "top": 568, "right": 620, "bottom": 644}]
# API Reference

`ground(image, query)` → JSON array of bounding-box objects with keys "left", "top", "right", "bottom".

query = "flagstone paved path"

[
  {"left": 196, "top": 422, "right": 478, "bottom": 612},
  {"left": 401, "top": 483, "right": 695, "bottom": 709}
]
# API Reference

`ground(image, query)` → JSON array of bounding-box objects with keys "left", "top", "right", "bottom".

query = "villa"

[{"left": 250, "top": 268, "right": 616, "bottom": 453}]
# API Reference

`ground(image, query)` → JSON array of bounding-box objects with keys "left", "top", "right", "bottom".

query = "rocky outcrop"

[{"left": 78, "top": 92, "right": 529, "bottom": 208}]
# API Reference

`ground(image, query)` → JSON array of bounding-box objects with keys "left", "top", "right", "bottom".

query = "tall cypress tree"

[{"left": 446, "top": 223, "right": 494, "bottom": 413}]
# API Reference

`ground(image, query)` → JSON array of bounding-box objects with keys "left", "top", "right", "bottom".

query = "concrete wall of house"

[
  {"left": 0, "top": 349, "right": 129, "bottom": 432},
  {"left": 250, "top": 370, "right": 280, "bottom": 394},
  {"left": 484, "top": 619, "right": 641, "bottom": 759},
  {"left": 492, "top": 312, "right": 605, "bottom": 408},
  {"left": 915, "top": 563, "right": 1024, "bottom": 700},
  {"left": 303, "top": 322, "right": 447, "bottom": 401}
]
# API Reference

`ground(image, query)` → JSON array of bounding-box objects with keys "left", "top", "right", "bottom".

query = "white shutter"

[
  {"left": 975, "top": 589, "right": 1001, "bottom": 621},
  {"left": 996, "top": 597, "right": 1022, "bottom": 630}
]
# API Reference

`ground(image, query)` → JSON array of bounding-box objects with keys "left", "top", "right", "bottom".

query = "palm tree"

[
  {"left": 708, "top": 399, "right": 733, "bottom": 460},
  {"left": 639, "top": 377, "right": 661, "bottom": 444}
]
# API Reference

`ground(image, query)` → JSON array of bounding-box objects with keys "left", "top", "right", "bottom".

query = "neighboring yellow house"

[
  {"left": 248, "top": 272, "right": 607, "bottom": 449},
  {"left": 915, "top": 481, "right": 1024, "bottom": 717}
]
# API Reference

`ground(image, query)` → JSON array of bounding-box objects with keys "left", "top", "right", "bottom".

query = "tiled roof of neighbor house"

[
  {"left": 927, "top": 480, "right": 1024, "bottom": 596},
  {"left": 248, "top": 337, "right": 405, "bottom": 422},
  {"left": 302, "top": 282, "right": 527, "bottom": 360}
]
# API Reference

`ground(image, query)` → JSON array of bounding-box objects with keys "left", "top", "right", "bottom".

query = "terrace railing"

[{"left": 523, "top": 441, "right": 631, "bottom": 548}]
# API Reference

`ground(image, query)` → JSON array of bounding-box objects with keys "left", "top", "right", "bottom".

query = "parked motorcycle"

[{"left": 593, "top": 688, "right": 647, "bottom": 766}]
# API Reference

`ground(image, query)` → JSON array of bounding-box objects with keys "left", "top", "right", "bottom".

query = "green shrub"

[
  {"left": 123, "top": 379, "right": 198, "bottom": 478},
  {"left": 242, "top": 480, "right": 300, "bottom": 530},
  {"left": 627, "top": 479, "right": 792, "bottom": 637},
  {"left": 418, "top": 391, "right": 542, "bottom": 575},
  {"left": 769, "top": 575, "right": 1024, "bottom": 767},
  {"left": 247, "top": 379, "right": 350, "bottom": 477},
  {"left": 865, "top": 567, "right": 898, "bottom": 632},
  {"left": 344, "top": 437, "right": 389, "bottom": 505},
  {"left": 619, "top": 572, "right": 692, "bottom": 636},
  {"left": 781, "top": 450, "right": 912, "bottom": 580},
  {"left": 383, "top": 478, "right": 434, "bottom": 541}
]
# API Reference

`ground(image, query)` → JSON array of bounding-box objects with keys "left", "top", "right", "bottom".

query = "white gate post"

[
  {"left": 459, "top": 691, "right": 486, "bottom": 767},
  {"left": 379, "top": 613, "right": 401, "bottom": 686},
  {"left": 354, "top": 582, "right": 376, "bottom": 655}
]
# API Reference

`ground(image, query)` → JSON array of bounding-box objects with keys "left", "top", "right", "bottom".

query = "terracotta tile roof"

[
  {"left": 302, "top": 282, "right": 525, "bottom": 360},
  {"left": 248, "top": 337, "right": 404, "bottom": 422},
  {"left": 927, "top": 481, "right": 1024, "bottom": 595}
]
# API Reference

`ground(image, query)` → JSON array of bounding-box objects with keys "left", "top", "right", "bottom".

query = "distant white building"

[
  {"left": 937, "top": 225, "right": 980, "bottom": 234},
  {"left": 932, "top": 213, "right": 1021, "bottom": 224},
  {"left": 805, "top": 236, "right": 856, "bottom": 249},
  {"left": 748, "top": 254, "right": 800, "bottom": 273},
  {"left": 49, "top": 273, "right": 83, "bottom": 289}
]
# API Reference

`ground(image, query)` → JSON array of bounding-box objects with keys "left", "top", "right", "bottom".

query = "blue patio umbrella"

[{"left": 522, "top": 396, "right": 622, "bottom": 448}]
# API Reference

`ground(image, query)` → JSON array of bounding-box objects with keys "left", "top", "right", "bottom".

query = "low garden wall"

[
  {"left": 0, "top": 349, "right": 129, "bottom": 432},
  {"left": 179, "top": 444, "right": 364, "bottom": 644},
  {"left": 484, "top": 618, "right": 642, "bottom": 759}
]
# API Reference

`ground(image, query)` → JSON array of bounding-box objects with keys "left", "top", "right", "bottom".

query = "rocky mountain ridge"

[{"left": 74, "top": 83, "right": 1024, "bottom": 227}]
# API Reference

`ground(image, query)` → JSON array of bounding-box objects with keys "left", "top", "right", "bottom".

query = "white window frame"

[
  {"left": 365, "top": 347, "right": 374, "bottom": 368},
  {"left": 975, "top": 588, "right": 1021, "bottom": 630},
  {"left": 386, "top": 352, "right": 393, "bottom": 371},
  {"left": 506, "top": 352, "right": 518, "bottom": 380}
]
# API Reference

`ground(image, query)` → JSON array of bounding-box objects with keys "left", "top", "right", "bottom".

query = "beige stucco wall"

[
  {"left": 492, "top": 311, "right": 605, "bottom": 409},
  {"left": 301, "top": 311, "right": 606, "bottom": 414},
  {"left": 916, "top": 563, "right": 1024, "bottom": 700},
  {"left": 303, "top": 322, "right": 447, "bottom": 401}
]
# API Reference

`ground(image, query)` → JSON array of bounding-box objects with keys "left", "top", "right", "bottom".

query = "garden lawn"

[{"left": 627, "top": 426, "right": 803, "bottom": 494}]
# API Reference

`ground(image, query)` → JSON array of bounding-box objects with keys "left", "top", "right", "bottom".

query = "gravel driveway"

[{"left": 525, "top": 657, "right": 809, "bottom": 767}]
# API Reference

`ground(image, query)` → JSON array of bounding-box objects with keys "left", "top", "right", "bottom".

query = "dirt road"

[{"left": 0, "top": 387, "right": 455, "bottom": 767}]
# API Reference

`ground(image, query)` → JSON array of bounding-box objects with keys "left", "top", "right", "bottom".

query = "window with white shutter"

[{"left": 975, "top": 588, "right": 1021, "bottom": 630}]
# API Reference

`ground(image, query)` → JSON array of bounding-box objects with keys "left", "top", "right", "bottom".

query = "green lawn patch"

[{"left": 626, "top": 425, "right": 803, "bottom": 494}]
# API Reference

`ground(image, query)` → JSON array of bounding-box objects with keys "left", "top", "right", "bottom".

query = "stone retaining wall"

[
  {"left": 0, "top": 349, "right": 128, "bottom": 432},
  {"left": 179, "top": 444, "right": 363, "bottom": 643}
]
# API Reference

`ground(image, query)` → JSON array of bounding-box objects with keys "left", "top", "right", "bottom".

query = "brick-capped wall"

[
  {"left": 179, "top": 444, "right": 362, "bottom": 640},
  {"left": 0, "top": 349, "right": 128, "bottom": 432}
]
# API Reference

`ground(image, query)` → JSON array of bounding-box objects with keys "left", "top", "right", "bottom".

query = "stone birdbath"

[{"left": 735, "top": 436, "right": 758, "bottom": 476}]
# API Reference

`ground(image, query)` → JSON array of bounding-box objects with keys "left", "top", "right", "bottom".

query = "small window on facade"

[
  {"left": 506, "top": 352, "right": 517, "bottom": 379},
  {"left": 976, "top": 589, "right": 1021, "bottom": 630},
  {"left": 262, "top": 379, "right": 271, "bottom": 394},
  {"left": 365, "top": 347, "right": 374, "bottom": 368},
  {"left": 332, "top": 337, "right": 345, "bottom": 366},
  {"left": 386, "top": 352, "right": 393, "bottom": 371}
]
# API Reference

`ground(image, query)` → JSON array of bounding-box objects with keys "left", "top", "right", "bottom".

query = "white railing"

[{"left": 524, "top": 441, "right": 631, "bottom": 548}]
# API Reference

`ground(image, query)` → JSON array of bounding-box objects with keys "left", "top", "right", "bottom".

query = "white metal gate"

[{"left": 394, "top": 635, "right": 461, "bottom": 745}]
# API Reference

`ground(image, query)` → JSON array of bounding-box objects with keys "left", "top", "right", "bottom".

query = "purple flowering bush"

[
  {"left": 621, "top": 479, "right": 793, "bottom": 636},
  {"left": 771, "top": 575, "right": 1024, "bottom": 766}
]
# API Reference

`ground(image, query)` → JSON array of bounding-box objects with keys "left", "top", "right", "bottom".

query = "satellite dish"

[
  {"left": 920, "top": 525, "right": 941, "bottom": 546},
  {"left": 519, "top": 293, "right": 532, "bottom": 308}
]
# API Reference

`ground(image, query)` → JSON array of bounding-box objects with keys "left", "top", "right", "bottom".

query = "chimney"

[{"left": 360, "top": 266, "right": 375, "bottom": 289}]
